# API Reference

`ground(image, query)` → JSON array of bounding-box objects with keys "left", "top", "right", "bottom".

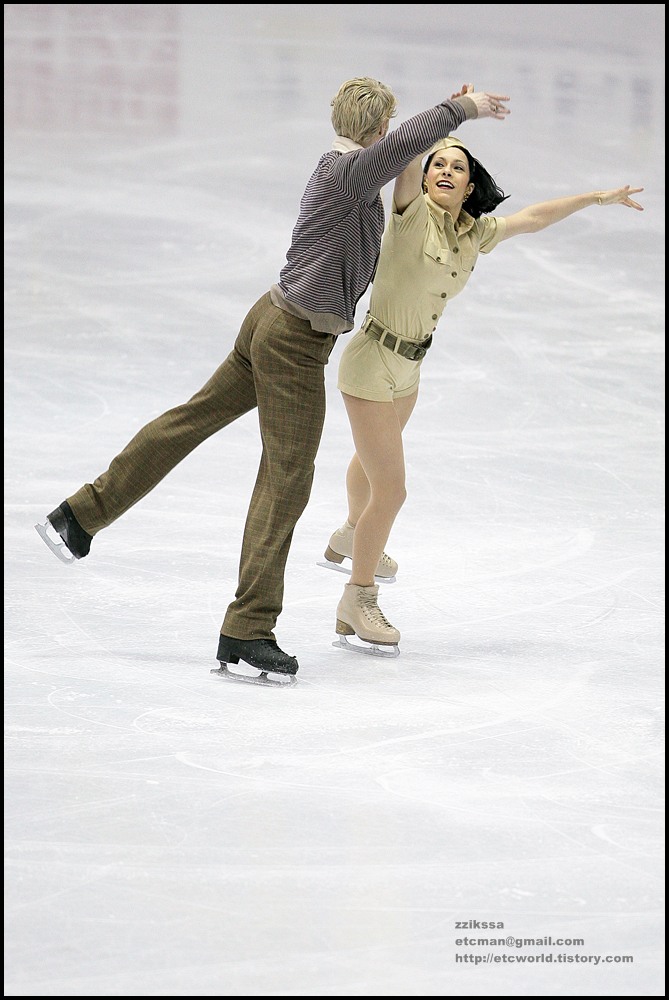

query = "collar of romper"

[
  {"left": 424, "top": 193, "right": 475, "bottom": 235},
  {"left": 331, "top": 135, "right": 364, "bottom": 154}
]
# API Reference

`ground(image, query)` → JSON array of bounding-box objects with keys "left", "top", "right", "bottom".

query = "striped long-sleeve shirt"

[{"left": 271, "top": 96, "right": 476, "bottom": 335}]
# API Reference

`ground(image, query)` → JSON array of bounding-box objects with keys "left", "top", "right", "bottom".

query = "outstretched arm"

[
  {"left": 392, "top": 84, "right": 501, "bottom": 214},
  {"left": 393, "top": 155, "right": 424, "bottom": 213},
  {"left": 500, "top": 186, "right": 644, "bottom": 241}
]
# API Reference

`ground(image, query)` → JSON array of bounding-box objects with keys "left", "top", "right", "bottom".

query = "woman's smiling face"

[{"left": 425, "top": 148, "right": 473, "bottom": 213}]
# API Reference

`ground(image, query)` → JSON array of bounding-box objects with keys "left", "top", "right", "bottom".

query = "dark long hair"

[{"left": 423, "top": 148, "right": 509, "bottom": 219}]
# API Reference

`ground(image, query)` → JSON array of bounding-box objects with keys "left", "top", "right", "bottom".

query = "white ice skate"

[
  {"left": 317, "top": 521, "right": 398, "bottom": 584},
  {"left": 333, "top": 583, "right": 400, "bottom": 658}
]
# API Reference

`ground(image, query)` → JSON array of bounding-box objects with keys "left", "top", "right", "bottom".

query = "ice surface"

[{"left": 4, "top": 4, "right": 665, "bottom": 996}]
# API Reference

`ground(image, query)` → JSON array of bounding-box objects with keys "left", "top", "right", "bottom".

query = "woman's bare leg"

[
  {"left": 341, "top": 390, "right": 418, "bottom": 586},
  {"left": 344, "top": 453, "right": 371, "bottom": 526}
]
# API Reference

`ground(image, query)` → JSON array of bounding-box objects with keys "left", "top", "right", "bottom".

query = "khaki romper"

[{"left": 338, "top": 192, "right": 506, "bottom": 402}]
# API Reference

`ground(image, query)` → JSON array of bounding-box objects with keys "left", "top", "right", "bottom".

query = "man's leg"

[
  {"left": 222, "top": 306, "right": 335, "bottom": 641},
  {"left": 62, "top": 296, "right": 268, "bottom": 537}
]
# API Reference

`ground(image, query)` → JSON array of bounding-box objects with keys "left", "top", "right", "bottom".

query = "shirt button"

[
  {"left": 432, "top": 314, "right": 438, "bottom": 320},
  {"left": 451, "top": 271, "right": 458, "bottom": 277},
  {"left": 441, "top": 292, "right": 447, "bottom": 298},
  {"left": 453, "top": 247, "right": 459, "bottom": 254},
  {"left": 436, "top": 256, "right": 441, "bottom": 262}
]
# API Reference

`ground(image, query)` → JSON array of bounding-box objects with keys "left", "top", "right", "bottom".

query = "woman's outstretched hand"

[{"left": 597, "top": 186, "right": 645, "bottom": 211}]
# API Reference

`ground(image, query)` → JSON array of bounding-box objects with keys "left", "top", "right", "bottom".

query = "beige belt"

[{"left": 362, "top": 315, "right": 432, "bottom": 361}]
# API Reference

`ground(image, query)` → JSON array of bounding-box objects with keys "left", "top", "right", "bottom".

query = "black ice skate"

[
  {"left": 211, "top": 635, "right": 299, "bottom": 687},
  {"left": 34, "top": 501, "right": 93, "bottom": 565}
]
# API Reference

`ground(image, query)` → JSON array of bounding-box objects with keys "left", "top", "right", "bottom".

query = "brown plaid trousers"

[{"left": 67, "top": 292, "right": 336, "bottom": 640}]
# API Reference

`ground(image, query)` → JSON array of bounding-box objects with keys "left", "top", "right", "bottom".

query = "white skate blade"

[
  {"left": 332, "top": 634, "right": 400, "bottom": 658},
  {"left": 34, "top": 521, "right": 76, "bottom": 565},
  {"left": 316, "top": 559, "right": 396, "bottom": 585},
  {"left": 211, "top": 663, "right": 297, "bottom": 688}
]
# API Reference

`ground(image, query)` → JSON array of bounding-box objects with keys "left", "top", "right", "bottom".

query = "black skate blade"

[
  {"left": 332, "top": 635, "right": 400, "bottom": 658},
  {"left": 315, "top": 560, "right": 396, "bottom": 585},
  {"left": 211, "top": 663, "right": 297, "bottom": 688},
  {"left": 34, "top": 521, "right": 76, "bottom": 565}
]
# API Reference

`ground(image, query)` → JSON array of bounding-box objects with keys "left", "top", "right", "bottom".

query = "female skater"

[{"left": 324, "top": 132, "right": 644, "bottom": 654}]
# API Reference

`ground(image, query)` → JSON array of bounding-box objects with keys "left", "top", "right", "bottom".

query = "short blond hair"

[{"left": 330, "top": 77, "right": 397, "bottom": 145}]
